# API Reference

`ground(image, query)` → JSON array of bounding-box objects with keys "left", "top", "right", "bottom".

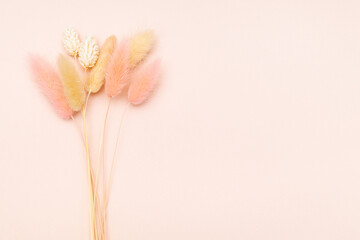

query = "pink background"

[{"left": 1, "top": 0, "right": 360, "bottom": 239}]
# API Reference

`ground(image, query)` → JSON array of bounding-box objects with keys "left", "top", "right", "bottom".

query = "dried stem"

[
  {"left": 81, "top": 69, "right": 96, "bottom": 240},
  {"left": 106, "top": 102, "right": 130, "bottom": 208},
  {"left": 71, "top": 115, "right": 84, "bottom": 145},
  {"left": 82, "top": 105, "right": 95, "bottom": 240},
  {"left": 93, "top": 98, "right": 111, "bottom": 240}
]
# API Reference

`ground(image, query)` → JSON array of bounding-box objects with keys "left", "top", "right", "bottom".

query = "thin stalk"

[
  {"left": 93, "top": 98, "right": 111, "bottom": 240},
  {"left": 82, "top": 105, "right": 95, "bottom": 240},
  {"left": 106, "top": 103, "right": 130, "bottom": 208},
  {"left": 82, "top": 69, "right": 96, "bottom": 240},
  {"left": 93, "top": 187, "right": 103, "bottom": 240},
  {"left": 71, "top": 115, "right": 84, "bottom": 145}
]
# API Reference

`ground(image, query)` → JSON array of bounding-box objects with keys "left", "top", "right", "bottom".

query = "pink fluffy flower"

[
  {"left": 105, "top": 40, "right": 130, "bottom": 98},
  {"left": 128, "top": 59, "right": 161, "bottom": 105},
  {"left": 28, "top": 55, "right": 73, "bottom": 119}
]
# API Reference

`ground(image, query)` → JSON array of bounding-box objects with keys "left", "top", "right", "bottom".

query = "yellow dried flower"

[
  {"left": 129, "top": 30, "right": 155, "bottom": 68},
  {"left": 58, "top": 54, "right": 85, "bottom": 111},
  {"left": 85, "top": 35, "right": 117, "bottom": 93}
]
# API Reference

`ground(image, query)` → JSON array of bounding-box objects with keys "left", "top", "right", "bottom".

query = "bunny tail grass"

[
  {"left": 28, "top": 55, "right": 74, "bottom": 119},
  {"left": 58, "top": 54, "right": 85, "bottom": 111},
  {"left": 63, "top": 27, "right": 81, "bottom": 57},
  {"left": 105, "top": 40, "right": 130, "bottom": 98},
  {"left": 128, "top": 59, "right": 161, "bottom": 105},
  {"left": 79, "top": 36, "right": 100, "bottom": 69},
  {"left": 129, "top": 30, "right": 155, "bottom": 68},
  {"left": 85, "top": 35, "right": 117, "bottom": 93}
]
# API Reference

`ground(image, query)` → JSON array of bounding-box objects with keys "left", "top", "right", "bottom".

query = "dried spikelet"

[
  {"left": 105, "top": 40, "right": 130, "bottom": 98},
  {"left": 128, "top": 59, "right": 160, "bottom": 105},
  {"left": 28, "top": 55, "right": 74, "bottom": 119},
  {"left": 57, "top": 54, "right": 85, "bottom": 111},
  {"left": 129, "top": 30, "right": 155, "bottom": 68},
  {"left": 63, "top": 27, "right": 81, "bottom": 57},
  {"left": 78, "top": 36, "right": 100, "bottom": 69},
  {"left": 85, "top": 35, "right": 117, "bottom": 93}
]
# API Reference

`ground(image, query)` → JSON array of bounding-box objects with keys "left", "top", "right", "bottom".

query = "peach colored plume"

[
  {"left": 105, "top": 40, "right": 130, "bottom": 98},
  {"left": 28, "top": 55, "right": 73, "bottom": 119},
  {"left": 128, "top": 59, "right": 161, "bottom": 105}
]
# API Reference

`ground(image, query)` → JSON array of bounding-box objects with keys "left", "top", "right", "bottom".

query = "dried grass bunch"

[{"left": 28, "top": 27, "right": 161, "bottom": 240}]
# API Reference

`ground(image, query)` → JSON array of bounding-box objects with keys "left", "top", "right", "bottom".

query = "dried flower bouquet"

[{"left": 29, "top": 27, "right": 161, "bottom": 240}]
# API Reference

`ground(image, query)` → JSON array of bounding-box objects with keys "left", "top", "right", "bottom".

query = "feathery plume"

[
  {"left": 129, "top": 30, "right": 155, "bottom": 68},
  {"left": 85, "top": 35, "right": 117, "bottom": 93},
  {"left": 105, "top": 40, "right": 130, "bottom": 98},
  {"left": 28, "top": 55, "right": 74, "bottom": 119},
  {"left": 63, "top": 27, "right": 81, "bottom": 57},
  {"left": 78, "top": 36, "right": 100, "bottom": 69},
  {"left": 58, "top": 54, "right": 85, "bottom": 111},
  {"left": 128, "top": 59, "right": 160, "bottom": 105}
]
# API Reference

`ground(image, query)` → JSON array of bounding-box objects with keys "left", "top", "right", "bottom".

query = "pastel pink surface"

[{"left": 1, "top": 0, "right": 360, "bottom": 240}]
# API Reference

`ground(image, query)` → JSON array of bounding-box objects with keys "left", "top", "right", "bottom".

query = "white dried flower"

[
  {"left": 78, "top": 36, "right": 100, "bottom": 69},
  {"left": 63, "top": 27, "right": 81, "bottom": 57}
]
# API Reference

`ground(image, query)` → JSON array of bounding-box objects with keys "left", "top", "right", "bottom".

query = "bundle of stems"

[{"left": 29, "top": 27, "right": 161, "bottom": 240}]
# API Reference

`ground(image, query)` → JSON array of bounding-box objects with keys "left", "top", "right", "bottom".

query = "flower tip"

[
  {"left": 128, "top": 58, "right": 161, "bottom": 105},
  {"left": 78, "top": 36, "right": 100, "bottom": 68},
  {"left": 63, "top": 27, "right": 81, "bottom": 57},
  {"left": 104, "top": 39, "right": 130, "bottom": 98}
]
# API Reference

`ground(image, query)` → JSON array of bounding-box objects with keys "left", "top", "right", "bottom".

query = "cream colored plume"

[
  {"left": 63, "top": 27, "right": 81, "bottom": 57},
  {"left": 58, "top": 54, "right": 85, "bottom": 111},
  {"left": 85, "top": 35, "right": 117, "bottom": 93},
  {"left": 78, "top": 36, "right": 100, "bottom": 69},
  {"left": 129, "top": 30, "right": 155, "bottom": 68}
]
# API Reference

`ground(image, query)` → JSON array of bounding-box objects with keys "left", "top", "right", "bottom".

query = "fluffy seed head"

[
  {"left": 28, "top": 55, "right": 74, "bottom": 119},
  {"left": 128, "top": 59, "right": 160, "bottom": 105},
  {"left": 57, "top": 54, "right": 85, "bottom": 111},
  {"left": 63, "top": 27, "right": 81, "bottom": 57},
  {"left": 85, "top": 35, "right": 117, "bottom": 93},
  {"left": 129, "top": 30, "right": 155, "bottom": 68},
  {"left": 105, "top": 40, "right": 130, "bottom": 98},
  {"left": 78, "top": 36, "right": 100, "bottom": 69}
]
